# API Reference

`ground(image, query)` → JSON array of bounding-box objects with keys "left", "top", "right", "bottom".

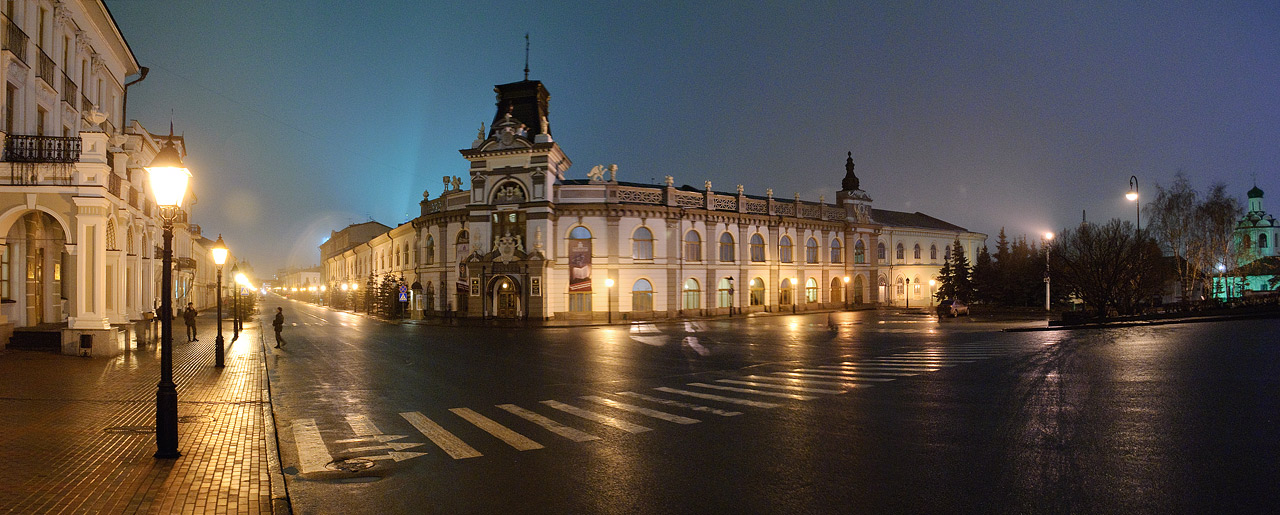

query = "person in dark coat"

[
  {"left": 182, "top": 303, "right": 198, "bottom": 342},
  {"left": 273, "top": 307, "right": 286, "bottom": 348}
]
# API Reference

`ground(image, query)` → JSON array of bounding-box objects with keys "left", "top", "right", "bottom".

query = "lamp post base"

[{"left": 155, "top": 382, "right": 180, "bottom": 459}]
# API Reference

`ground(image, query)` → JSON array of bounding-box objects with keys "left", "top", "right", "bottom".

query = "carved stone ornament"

[
  {"left": 737, "top": 184, "right": 744, "bottom": 195},
  {"left": 451, "top": 176, "right": 463, "bottom": 191},
  {"left": 704, "top": 180, "right": 712, "bottom": 190},
  {"left": 608, "top": 164, "right": 617, "bottom": 182},
  {"left": 664, "top": 175, "right": 674, "bottom": 187},
  {"left": 587, "top": 165, "right": 606, "bottom": 182},
  {"left": 493, "top": 231, "right": 524, "bottom": 263}
]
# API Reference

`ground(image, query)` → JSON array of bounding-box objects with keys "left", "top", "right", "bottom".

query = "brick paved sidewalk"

[{"left": 0, "top": 310, "right": 287, "bottom": 514}]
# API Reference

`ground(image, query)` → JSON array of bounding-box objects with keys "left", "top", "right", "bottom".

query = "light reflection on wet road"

[{"left": 260, "top": 296, "right": 1280, "bottom": 514}]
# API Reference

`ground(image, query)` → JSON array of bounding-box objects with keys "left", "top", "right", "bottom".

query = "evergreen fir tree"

[
  {"left": 972, "top": 245, "right": 996, "bottom": 304},
  {"left": 935, "top": 253, "right": 954, "bottom": 301},
  {"left": 950, "top": 238, "right": 974, "bottom": 303}
]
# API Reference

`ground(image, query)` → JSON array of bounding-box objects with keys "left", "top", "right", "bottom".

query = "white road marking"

[
  {"left": 716, "top": 379, "right": 849, "bottom": 394},
  {"left": 346, "top": 442, "right": 423, "bottom": 453},
  {"left": 449, "top": 408, "right": 544, "bottom": 451},
  {"left": 291, "top": 419, "right": 332, "bottom": 474},
  {"left": 614, "top": 391, "right": 743, "bottom": 416},
  {"left": 400, "top": 411, "right": 482, "bottom": 459},
  {"left": 796, "top": 367, "right": 930, "bottom": 375},
  {"left": 540, "top": 400, "right": 652, "bottom": 434},
  {"left": 774, "top": 371, "right": 897, "bottom": 382},
  {"left": 334, "top": 434, "right": 408, "bottom": 444},
  {"left": 654, "top": 387, "right": 780, "bottom": 408},
  {"left": 687, "top": 382, "right": 816, "bottom": 400},
  {"left": 345, "top": 415, "right": 379, "bottom": 436},
  {"left": 743, "top": 375, "right": 858, "bottom": 388},
  {"left": 581, "top": 395, "right": 701, "bottom": 424},
  {"left": 496, "top": 404, "right": 601, "bottom": 442},
  {"left": 365, "top": 451, "right": 428, "bottom": 462}
]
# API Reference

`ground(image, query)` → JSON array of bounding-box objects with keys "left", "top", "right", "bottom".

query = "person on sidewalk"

[
  {"left": 183, "top": 303, "right": 198, "bottom": 342},
  {"left": 273, "top": 307, "right": 286, "bottom": 348}
]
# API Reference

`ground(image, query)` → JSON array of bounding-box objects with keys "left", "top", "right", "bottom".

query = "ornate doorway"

[
  {"left": 7, "top": 211, "right": 66, "bottom": 327},
  {"left": 494, "top": 276, "right": 519, "bottom": 318}
]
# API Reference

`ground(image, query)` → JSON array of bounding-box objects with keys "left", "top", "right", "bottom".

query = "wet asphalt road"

[{"left": 259, "top": 295, "right": 1280, "bottom": 514}]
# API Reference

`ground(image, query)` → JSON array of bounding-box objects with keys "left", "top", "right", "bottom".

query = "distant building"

[
  {"left": 1218, "top": 186, "right": 1279, "bottom": 297},
  {"left": 322, "top": 78, "right": 985, "bottom": 320}
]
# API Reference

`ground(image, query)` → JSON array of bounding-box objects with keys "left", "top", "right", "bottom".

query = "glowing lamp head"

[
  {"left": 843, "top": 276, "right": 850, "bottom": 283},
  {"left": 341, "top": 283, "right": 349, "bottom": 291},
  {"left": 146, "top": 140, "right": 191, "bottom": 209},
  {"left": 210, "top": 235, "right": 228, "bottom": 267},
  {"left": 320, "top": 285, "right": 326, "bottom": 292},
  {"left": 235, "top": 272, "right": 248, "bottom": 286},
  {"left": 351, "top": 283, "right": 358, "bottom": 291},
  {"left": 929, "top": 279, "right": 936, "bottom": 287},
  {"left": 1045, "top": 232, "right": 1055, "bottom": 241},
  {"left": 1126, "top": 191, "right": 1138, "bottom": 202},
  {"left": 605, "top": 278, "right": 615, "bottom": 288}
]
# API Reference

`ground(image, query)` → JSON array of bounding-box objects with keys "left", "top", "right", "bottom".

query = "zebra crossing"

[{"left": 284, "top": 341, "right": 1022, "bottom": 472}]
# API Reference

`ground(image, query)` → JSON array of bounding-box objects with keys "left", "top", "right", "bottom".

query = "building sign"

[
  {"left": 531, "top": 277, "right": 541, "bottom": 297},
  {"left": 456, "top": 240, "right": 470, "bottom": 294},
  {"left": 470, "top": 277, "right": 480, "bottom": 296},
  {"left": 568, "top": 239, "right": 592, "bottom": 292}
]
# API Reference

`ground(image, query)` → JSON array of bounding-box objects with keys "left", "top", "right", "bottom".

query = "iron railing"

[
  {"left": 4, "top": 134, "right": 81, "bottom": 163},
  {"left": 81, "top": 93, "right": 92, "bottom": 113},
  {"left": 2, "top": 15, "right": 26, "bottom": 65},
  {"left": 108, "top": 173, "right": 121, "bottom": 197},
  {"left": 61, "top": 73, "right": 77, "bottom": 107},
  {"left": 36, "top": 49, "right": 54, "bottom": 88}
]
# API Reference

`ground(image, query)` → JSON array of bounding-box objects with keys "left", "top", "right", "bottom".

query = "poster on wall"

[
  {"left": 456, "top": 242, "right": 469, "bottom": 294},
  {"left": 568, "top": 238, "right": 592, "bottom": 292}
]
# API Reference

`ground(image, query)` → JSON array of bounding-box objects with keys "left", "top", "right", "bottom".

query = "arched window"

[
  {"left": 394, "top": 245, "right": 400, "bottom": 266},
  {"left": 683, "top": 278, "right": 701, "bottom": 310},
  {"left": 830, "top": 238, "right": 842, "bottom": 263},
  {"left": 913, "top": 244, "right": 921, "bottom": 260},
  {"left": 896, "top": 243, "right": 905, "bottom": 261},
  {"left": 1261, "top": 233, "right": 1270, "bottom": 249},
  {"left": 913, "top": 275, "right": 922, "bottom": 298},
  {"left": 896, "top": 277, "right": 905, "bottom": 296},
  {"left": 750, "top": 234, "right": 766, "bottom": 262},
  {"left": 779, "top": 278, "right": 794, "bottom": 306},
  {"left": 930, "top": 244, "right": 937, "bottom": 260},
  {"left": 456, "top": 229, "right": 470, "bottom": 262},
  {"left": 632, "top": 278, "right": 653, "bottom": 311},
  {"left": 424, "top": 235, "right": 435, "bottom": 265},
  {"left": 945, "top": 244, "right": 951, "bottom": 258},
  {"left": 749, "top": 277, "right": 765, "bottom": 306},
  {"left": 106, "top": 219, "right": 118, "bottom": 251},
  {"left": 805, "top": 278, "right": 819, "bottom": 303},
  {"left": 632, "top": 227, "right": 654, "bottom": 260},
  {"left": 831, "top": 277, "right": 844, "bottom": 304},
  {"left": 877, "top": 242, "right": 886, "bottom": 261},
  {"left": 570, "top": 226, "right": 592, "bottom": 240},
  {"left": 854, "top": 240, "right": 866, "bottom": 264},
  {"left": 806, "top": 237, "right": 819, "bottom": 263},
  {"left": 684, "top": 231, "right": 702, "bottom": 262},
  {"left": 717, "top": 277, "right": 734, "bottom": 307},
  {"left": 719, "top": 233, "right": 735, "bottom": 262},
  {"left": 779, "top": 236, "right": 793, "bottom": 263}
]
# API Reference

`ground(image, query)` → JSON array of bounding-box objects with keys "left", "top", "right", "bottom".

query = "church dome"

[{"left": 1248, "top": 185, "right": 1265, "bottom": 199}]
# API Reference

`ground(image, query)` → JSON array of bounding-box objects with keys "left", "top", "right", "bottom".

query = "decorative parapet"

[
  {"left": 616, "top": 186, "right": 662, "bottom": 204},
  {"left": 673, "top": 191, "right": 703, "bottom": 208}
]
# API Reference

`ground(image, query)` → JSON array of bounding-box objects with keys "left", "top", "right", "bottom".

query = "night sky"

[{"left": 107, "top": 1, "right": 1280, "bottom": 274}]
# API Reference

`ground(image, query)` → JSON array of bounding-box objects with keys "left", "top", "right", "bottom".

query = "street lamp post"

[
  {"left": 235, "top": 272, "right": 249, "bottom": 334},
  {"left": 1127, "top": 176, "right": 1140, "bottom": 230},
  {"left": 843, "top": 276, "right": 850, "bottom": 310},
  {"left": 1044, "top": 232, "right": 1055, "bottom": 311},
  {"left": 147, "top": 129, "right": 191, "bottom": 459},
  {"left": 211, "top": 235, "right": 228, "bottom": 368},
  {"left": 604, "top": 278, "right": 614, "bottom": 324},
  {"left": 231, "top": 264, "right": 240, "bottom": 339},
  {"left": 905, "top": 277, "right": 910, "bottom": 309},
  {"left": 791, "top": 277, "right": 797, "bottom": 314},
  {"left": 929, "top": 279, "right": 936, "bottom": 308}
]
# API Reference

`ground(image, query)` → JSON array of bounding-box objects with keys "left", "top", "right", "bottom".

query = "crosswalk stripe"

[
  {"left": 496, "top": 404, "right": 600, "bottom": 442},
  {"left": 400, "top": 411, "right": 482, "bottom": 459},
  {"left": 743, "top": 375, "right": 858, "bottom": 388},
  {"left": 581, "top": 396, "right": 701, "bottom": 424},
  {"left": 540, "top": 400, "right": 652, "bottom": 434},
  {"left": 799, "top": 367, "right": 932, "bottom": 374},
  {"left": 345, "top": 415, "right": 379, "bottom": 436},
  {"left": 614, "top": 391, "right": 742, "bottom": 416},
  {"left": 687, "top": 382, "right": 816, "bottom": 400},
  {"left": 654, "top": 387, "right": 780, "bottom": 408},
  {"left": 861, "top": 357, "right": 975, "bottom": 363},
  {"left": 773, "top": 371, "right": 896, "bottom": 382},
  {"left": 821, "top": 364, "right": 944, "bottom": 371},
  {"left": 716, "top": 379, "right": 849, "bottom": 394},
  {"left": 449, "top": 408, "right": 544, "bottom": 451},
  {"left": 291, "top": 419, "right": 333, "bottom": 474}
]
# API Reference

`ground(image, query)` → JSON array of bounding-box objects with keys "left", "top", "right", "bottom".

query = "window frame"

[
  {"left": 684, "top": 231, "right": 702, "bottom": 262},
  {"left": 779, "top": 235, "right": 793, "bottom": 263},
  {"left": 719, "top": 232, "right": 735, "bottom": 262},
  {"left": 632, "top": 226, "right": 654, "bottom": 260}
]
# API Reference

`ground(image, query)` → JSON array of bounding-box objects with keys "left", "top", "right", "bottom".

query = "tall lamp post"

[
  {"left": 929, "top": 279, "right": 936, "bottom": 308},
  {"left": 1127, "top": 176, "right": 1140, "bottom": 230},
  {"left": 842, "top": 276, "right": 850, "bottom": 310},
  {"left": 210, "top": 235, "right": 228, "bottom": 368},
  {"left": 604, "top": 278, "right": 614, "bottom": 324},
  {"left": 1044, "top": 232, "right": 1055, "bottom": 311},
  {"left": 147, "top": 129, "right": 191, "bottom": 459},
  {"left": 905, "top": 277, "right": 911, "bottom": 309},
  {"left": 235, "top": 272, "right": 249, "bottom": 334},
  {"left": 230, "top": 264, "right": 241, "bottom": 339}
]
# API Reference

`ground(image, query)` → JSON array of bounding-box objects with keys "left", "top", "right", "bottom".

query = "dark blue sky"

[{"left": 109, "top": 1, "right": 1280, "bottom": 273}]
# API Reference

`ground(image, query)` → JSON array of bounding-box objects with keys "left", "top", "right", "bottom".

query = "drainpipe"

[{"left": 121, "top": 67, "right": 149, "bottom": 132}]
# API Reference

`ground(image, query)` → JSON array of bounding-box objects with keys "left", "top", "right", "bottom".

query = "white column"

[{"left": 68, "top": 197, "right": 110, "bottom": 329}]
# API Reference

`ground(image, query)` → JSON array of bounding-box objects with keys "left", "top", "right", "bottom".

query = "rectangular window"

[
  {"left": 569, "top": 292, "right": 591, "bottom": 312},
  {"left": 0, "top": 244, "right": 8, "bottom": 301},
  {"left": 5, "top": 83, "right": 15, "bottom": 135},
  {"left": 36, "top": 106, "right": 46, "bottom": 136}
]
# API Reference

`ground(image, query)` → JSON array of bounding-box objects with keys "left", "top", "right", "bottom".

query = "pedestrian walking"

[
  {"left": 273, "top": 307, "right": 286, "bottom": 348},
  {"left": 183, "top": 302, "right": 198, "bottom": 342}
]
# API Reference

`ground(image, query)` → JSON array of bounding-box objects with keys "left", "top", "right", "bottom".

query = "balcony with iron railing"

[
  {"left": 108, "top": 172, "right": 121, "bottom": 198},
  {"left": 3, "top": 134, "right": 81, "bottom": 163},
  {"left": 62, "top": 73, "right": 77, "bottom": 107},
  {"left": 2, "top": 14, "right": 27, "bottom": 65},
  {"left": 36, "top": 49, "right": 54, "bottom": 89}
]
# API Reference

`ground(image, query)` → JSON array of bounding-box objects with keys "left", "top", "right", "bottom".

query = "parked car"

[{"left": 937, "top": 299, "right": 969, "bottom": 317}]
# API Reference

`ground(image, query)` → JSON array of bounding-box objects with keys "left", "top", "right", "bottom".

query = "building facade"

[
  {"left": 0, "top": 0, "right": 231, "bottom": 355},
  {"left": 322, "top": 79, "right": 986, "bottom": 321}
]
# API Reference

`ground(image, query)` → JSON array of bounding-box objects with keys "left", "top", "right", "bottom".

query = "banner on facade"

[
  {"left": 456, "top": 242, "right": 469, "bottom": 294},
  {"left": 568, "top": 239, "right": 592, "bottom": 292}
]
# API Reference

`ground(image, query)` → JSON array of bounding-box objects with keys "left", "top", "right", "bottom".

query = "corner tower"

[{"left": 836, "top": 151, "right": 872, "bottom": 224}]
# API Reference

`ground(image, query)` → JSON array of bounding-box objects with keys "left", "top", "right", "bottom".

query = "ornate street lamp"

[
  {"left": 905, "top": 277, "right": 911, "bottom": 309},
  {"left": 1044, "top": 232, "right": 1055, "bottom": 311},
  {"left": 210, "top": 235, "right": 228, "bottom": 368},
  {"left": 604, "top": 278, "right": 614, "bottom": 324},
  {"left": 230, "top": 264, "right": 241, "bottom": 339},
  {"left": 842, "top": 276, "right": 850, "bottom": 310},
  {"left": 147, "top": 130, "right": 191, "bottom": 460},
  {"left": 928, "top": 279, "right": 937, "bottom": 308},
  {"left": 1127, "top": 176, "right": 1140, "bottom": 230}
]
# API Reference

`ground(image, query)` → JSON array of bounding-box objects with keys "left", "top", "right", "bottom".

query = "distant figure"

[
  {"left": 273, "top": 307, "right": 286, "bottom": 348},
  {"left": 182, "top": 303, "right": 198, "bottom": 342}
]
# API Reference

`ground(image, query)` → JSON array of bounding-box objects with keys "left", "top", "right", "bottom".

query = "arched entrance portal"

[
  {"left": 492, "top": 276, "right": 520, "bottom": 319},
  {"left": 853, "top": 275, "right": 865, "bottom": 304},
  {"left": 5, "top": 211, "right": 67, "bottom": 326}
]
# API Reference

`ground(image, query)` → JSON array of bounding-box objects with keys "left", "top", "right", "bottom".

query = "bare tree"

[
  {"left": 1052, "top": 219, "right": 1166, "bottom": 316},
  {"left": 1192, "top": 183, "right": 1244, "bottom": 298},
  {"left": 1145, "top": 173, "right": 1198, "bottom": 303}
]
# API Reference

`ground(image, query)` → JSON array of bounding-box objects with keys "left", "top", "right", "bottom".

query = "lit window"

[
  {"left": 806, "top": 238, "right": 819, "bottom": 263},
  {"left": 749, "top": 277, "right": 765, "bottom": 306},
  {"left": 683, "top": 278, "right": 701, "bottom": 310},
  {"left": 805, "top": 278, "right": 818, "bottom": 303},
  {"left": 750, "top": 234, "right": 766, "bottom": 262},
  {"left": 780, "top": 236, "right": 793, "bottom": 263},
  {"left": 685, "top": 231, "right": 702, "bottom": 262},
  {"left": 632, "top": 279, "right": 653, "bottom": 311}
]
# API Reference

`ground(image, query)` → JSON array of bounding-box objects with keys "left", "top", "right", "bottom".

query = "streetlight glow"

[{"left": 147, "top": 140, "right": 191, "bottom": 209}]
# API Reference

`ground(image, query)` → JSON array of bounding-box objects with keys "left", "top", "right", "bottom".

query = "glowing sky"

[{"left": 108, "top": 1, "right": 1280, "bottom": 274}]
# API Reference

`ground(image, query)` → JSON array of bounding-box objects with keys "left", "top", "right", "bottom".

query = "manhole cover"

[
  {"left": 177, "top": 415, "right": 215, "bottom": 424},
  {"left": 327, "top": 458, "right": 375, "bottom": 473},
  {"left": 103, "top": 425, "right": 153, "bottom": 435}
]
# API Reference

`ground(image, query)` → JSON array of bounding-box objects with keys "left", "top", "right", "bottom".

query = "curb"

[
  {"left": 1003, "top": 310, "right": 1280, "bottom": 332},
  {"left": 258, "top": 314, "right": 292, "bottom": 514}
]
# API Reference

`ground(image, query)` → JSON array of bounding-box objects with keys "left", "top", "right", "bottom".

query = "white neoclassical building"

[
  {"left": 322, "top": 78, "right": 985, "bottom": 321},
  {"left": 0, "top": 0, "right": 232, "bottom": 355}
]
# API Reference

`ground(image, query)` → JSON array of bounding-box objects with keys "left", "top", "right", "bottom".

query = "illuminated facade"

[{"left": 322, "top": 79, "right": 986, "bottom": 320}]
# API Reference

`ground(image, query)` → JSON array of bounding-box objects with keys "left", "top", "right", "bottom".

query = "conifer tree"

[{"left": 950, "top": 238, "right": 974, "bottom": 302}]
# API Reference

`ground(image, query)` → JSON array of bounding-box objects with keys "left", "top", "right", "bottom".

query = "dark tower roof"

[
  {"left": 1248, "top": 185, "right": 1265, "bottom": 199},
  {"left": 489, "top": 80, "right": 551, "bottom": 140},
  {"left": 841, "top": 151, "right": 860, "bottom": 191}
]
